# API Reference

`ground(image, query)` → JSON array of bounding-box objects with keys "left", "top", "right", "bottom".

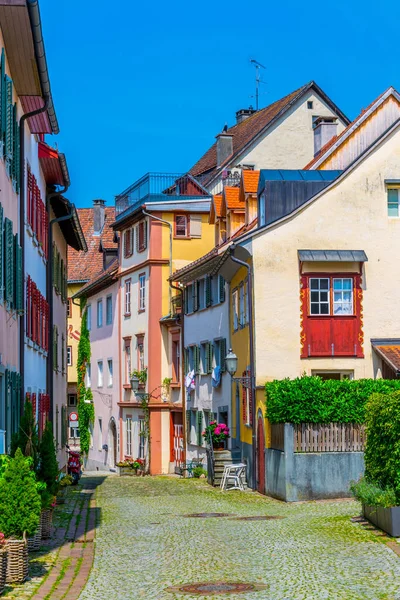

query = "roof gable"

[{"left": 209, "top": 194, "right": 223, "bottom": 224}]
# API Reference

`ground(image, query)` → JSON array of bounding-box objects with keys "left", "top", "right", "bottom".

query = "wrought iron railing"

[{"left": 206, "top": 428, "right": 215, "bottom": 486}]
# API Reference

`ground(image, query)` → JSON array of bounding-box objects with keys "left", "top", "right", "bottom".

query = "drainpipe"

[
  {"left": 18, "top": 95, "right": 49, "bottom": 408},
  {"left": 229, "top": 244, "right": 257, "bottom": 491},
  {"left": 169, "top": 280, "right": 185, "bottom": 463},
  {"left": 141, "top": 210, "right": 173, "bottom": 310}
]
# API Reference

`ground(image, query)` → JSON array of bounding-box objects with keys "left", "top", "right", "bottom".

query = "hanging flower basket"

[
  {"left": 0, "top": 547, "right": 7, "bottom": 595},
  {"left": 5, "top": 537, "right": 28, "bottom": 584},
  {"left": 27, "top": 521, "right": 42, "bottom": 552},
  {"left": 41, "top": 509, "right": 53, "bottom": 539}
]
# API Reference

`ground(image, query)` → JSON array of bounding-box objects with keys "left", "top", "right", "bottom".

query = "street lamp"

[
  {"left": 225, "top": 349, "right": 238, "bottom": 377},
  {"left": 130, "top": 375, "right": 140, "bottom": 393}
]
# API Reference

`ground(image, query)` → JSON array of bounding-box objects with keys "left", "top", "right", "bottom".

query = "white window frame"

[
  {"left": 125, "top": 279, "right": 131, "bottom": 315},
  {"left": 139, "top": 274, "right": 146, "bottom": 311},
  {"left": 138, "top": 418, "right": 145, "bottom": 459},
  {"left": 175, "top": 214, "right": 188, "bottom": 237},
  {"left": 97, "top": 299, "right": 103, "bottom": 328},
  {"left": 107, "top": 358, "right": 113, "bottom": 387},
  {"left": 106, "top": 295, "right": 112, "bottom": 325},
  {"left": 333, "top": 278, "right": 353, "bottom": 316},
  {"left": 232, "top": 289, "right": 239, "bottom": 330},
  {"left": 309, "top": 278, "right": 330, "bottom": 316},
  {"left": 86, "top": 363, "right": 91, "bottom": 388},
  {"left": 387, "top": 188, "right": 400, "bottom": 217},
  {"left": 126, "top": 417, "right": 132, "bottom": 456},
  {"left": 86, "top": 304, "right": 92, "bottom": 331},
  {"left": 67, "top": 346, "right": 72, "bottom": 367},
  {"left": 98, "top": 418, "right": 103, "bottom": 450},
  {"left": 198, "top": 278, "right": 206, "bottom": 310},
  {"left": 97, "top": 360, "right": 103, "bottom": 388}
]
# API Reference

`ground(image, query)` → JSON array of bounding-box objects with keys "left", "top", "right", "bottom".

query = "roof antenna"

[{"left": 250, "top": 58, "right": 266, "bottom": 111}]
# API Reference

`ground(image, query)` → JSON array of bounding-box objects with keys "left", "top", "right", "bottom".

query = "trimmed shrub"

[
  {"left": 0, "top": 449, "right": 41, "bottom": 538},
  {"left": 265, "top": 376, "right": 400, "bottom": 424},
  {"left": 10, "top": 400, "right": 39, "bottom": 471},
  {"left": 364, "top": 391, "right": 400, "bottom": 502},
  {"left": 38, "top": 421, "right": 59, "bottom": 496}
]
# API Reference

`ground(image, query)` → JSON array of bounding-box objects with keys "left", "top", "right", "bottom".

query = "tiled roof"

[
  {"left": 189, "top": 83, "right": 312, "bottom": 179},
  {"left": 224, "top": 186, "right": 244, "bottom": 210},
  {"left": 68, "top": 206, "right": 117, "bottom": 283},
  {"left": 213, "top": 194, "right": 223, "bottom": 218},
  {"left": 242, "top": 170, "right": 260, "bottom": 194},
  {"left": 73, "top": 259, "right": 119, "bottom": 298},
  {"left": 305, "top": 87, "right": 394, "bottom": 169},
  {"left": 374, "top": 345, "right": 400, "bottom": 373}
]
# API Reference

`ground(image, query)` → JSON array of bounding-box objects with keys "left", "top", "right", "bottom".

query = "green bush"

[
  {"left": 38, "top": 421, "right": 59, "bottom": 496},
  {"left": 10, "top": 400, "right": 39, "bottom": 470},
  {"left": 265, "top": 376, "right": 400, "bottom": 424},
  {"left": 364, "top": 391, "right": 400, "bottom": 502},
  {"left": 0, "top": 448, "right": 41, "bottom": 538},
  {"left": 350, "top": 477, "right": 396, "bottom": 508},
  {"left": 192, "top": 466, "right": 207, "bottom": 478}
]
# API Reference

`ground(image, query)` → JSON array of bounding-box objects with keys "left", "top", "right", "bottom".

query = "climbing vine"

[{"left": 77, "top": 297, "right": 95, "bottom": 456}]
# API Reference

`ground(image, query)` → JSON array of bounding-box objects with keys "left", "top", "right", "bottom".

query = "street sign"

[
  {"left": 69, "top": 421, "right": 79, "bottom": 428},
  {"left": 69, "top": 412, "right": 78, "bottom": 422}
]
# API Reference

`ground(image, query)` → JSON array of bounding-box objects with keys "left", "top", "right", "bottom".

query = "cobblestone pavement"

[{"left": 78, "top": 475, "right": 400, "bottom": 600}]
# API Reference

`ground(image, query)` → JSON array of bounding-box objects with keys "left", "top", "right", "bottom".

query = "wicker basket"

[
  {"left": 0, "top": 548, "right": 7, "bottom": 595},
  {"left": 27, "top": 521, "right": 42, "bottom": 552},
  {"left": 5, "top": 538, "right": 28, "bottom": 584},
  {"left": 41, "top": 509, "right": 53, "bottom": 539}
]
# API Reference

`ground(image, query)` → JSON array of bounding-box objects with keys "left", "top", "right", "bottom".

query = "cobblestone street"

[{"left": 78, "top": 474, "right": 400, "bottom": 600}]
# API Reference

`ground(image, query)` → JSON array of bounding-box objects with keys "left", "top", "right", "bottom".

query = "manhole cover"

[
  {"left": 166, "top": 582, "right": 269, "bottom": 595},
  {"left": 233, "top": 515, "right": 285, "bottom": 521},
  {"left": 182, "top": 513, "right": 234, "bottom": 518}
]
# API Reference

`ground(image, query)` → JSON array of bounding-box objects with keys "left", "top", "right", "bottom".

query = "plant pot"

[
  {"left": 5, "top": 538, "right": 28, "bottom": 584},
  {"left": 117, "top": 465, "right": 135, "bottom": 476},
  {"left": 213, "top": 442, "right": 226, "bottom": 450},
  {"left": 363, "top": 504, "right": 400, "bottom": 537},
  {"left": 27, "top": 521, "right": 42, "bottom": 552},
  {"left": 41, "top": 509, "right": 53, "bottom": 539},
  {"left": 0, "top": 548, "right": 7, "bottom": 595},
  {"left": 56, "top": 487, "right": 67, "bottom": 505}
]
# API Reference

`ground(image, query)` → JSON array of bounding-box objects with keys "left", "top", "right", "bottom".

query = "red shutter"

[
  {"left": 242, "top": 372, "right": 247, "bottom": 424},
  {"left": 32, "top": 393, "right": 37, "bottom": 428},
  {"left": 26, "top": 276, "right": 31, "bottom": 339},
  {"left": 138, "top": 221, "right": 147, "bottom": 252},
  {"left": 247, "top": 371, "right": 253, "bottom": 426},
  {"left": 124, "top": 229, "right": 131, "bottom": 258},
  {"left": 27, "top": 169, "right": 32, "bottom": 227}
]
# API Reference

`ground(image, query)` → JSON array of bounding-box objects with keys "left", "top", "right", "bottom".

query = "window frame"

[
  {"left": 97, "top": 299, "right": 103, "bottom": 328},
  {"left": 174, "top": 214, "right": 189, "bottom": 238},
  {"left": 86, "top": 363, "right": 91, "bottom": 388},
  {"left": 107, "top": 358, "right": 113, "bottom": 387},
  {"left": 308, "top": 276, "right": 354, "bottom": 317},
  {"left": 86, "top": 304, "right": 92, "bottom": 331},
  {"left": 387, "top": 188, "right": 400, "bottom": 217},
  {"left": 171, "top": 332, "right": 180, "bottom": 384},
  {"left": 98, "top": 417, "right": 103, "bottom": 450},
  {"left": 97, "top": 360, "right": 103, "bottom": 388},
  {"left": 126, "top": 415, "right": 132, "bottom": 456},
  {"left": 138, "top": 273, "right": 146, "bottom": 312},
  {"left": 124, "top": 279, "right": 131, "bottom": 316},
  {"left": 106, "top": 294, "right": 113, "bottom": 325},
  {"left": 67, "top": 298, "right": 72, "bottom": 318},
  {"left": 124, "top": 337, "right": 131, "bottom": 385},
  {"left": 67, "top": 346, "right": 72, "bottom": 367},
  {"left": 232, "top": 288, "right": 239, "bottom": 330},
  {"left": 136, "top": 334, "right": 145, "bottom": 372}
]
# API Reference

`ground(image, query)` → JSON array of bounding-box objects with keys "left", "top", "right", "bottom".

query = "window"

[
  {"left": 185, "top": 283, "right": 194, "bottom": 313},
  {"left": 70, "top": 427, "right": 80, "bottom": 439},
  {"left": 175, "top": 215, "right": 189, "bottom": 237},
  {"left": 137, "top": 335, "right": 145, "bottom": 371},
  {"left": 259, "top": 194, "right": 266, "bottom": 226},
  {"left": 136, "top": 220, "right": 147, "bottom": 252},
  {"left": 124, "top": 228, "right": 133, "bottom": 258},
  {"left": 125, "top": 279, "right": 131, "bottom": 316},
  {"left": 67, "top": 298, "right": 72, "bottom": 318},
  {"left": 213, "top": 338, "right": 227, "bottom": 371},
  {"left": 138, "top": 418, "right": 145, "bottom": 458},
  {"left": 311, "top": 370, "right": 354, "bottom": 381},
  {"left": 242, "top": 380, "right": 252, "bottom": 426},
  {"left": 387, "top": 189, "right": 400, "bottom": 217},
  {"left": 200, "top": 341, "right": 212, "bottom": 374},
  {"left": 333, "top": 278, "right": 353, "bottom": 315},
  {"left": 67, "top": 346, "right": 72, "bottom": 366},
  {"left": 139, "top": 273, "right": 146, "bottom": 311},
  {"left": 232, "top": 289, "right": 239, "bottom": 330},
  {"left": 98, "top": 418, "right": 103, "bottom": 450},
  {"left": 27, "top": 167, "right": 49, "bottom": 259},
  {"left": 126, "top": 416, "right": 132, "bottom": 456},
  {"left": 107, "top": 359, "right": 113, "bottom": 387},
  {"left": 307, "top": 100, "right": 313, "bottom": 109},
  {"left": 124, "top": 338, "right": 131, "bottom": 384},
  {"left": 309, "top": 278, "right": 330, "bottom": 315},
  {"left": 106, "top": 295, "right": 112, "bottom": 325},
  {"left": 25, "top": 276, "right": 49, "bottom": 351},
  {"left": 239, "top": 284, "right": 245, "bottom": 327},
  {"left": 86, "top": 363, "right": 91, "bottom": 388},
  {"left": 198, "top": 278, "right": 206, "bottom": 310},
  {"left": 68, "top": 394, "right": 77, "bottom": 407},
  {"left": 97, "top": 360, "right": 103, "bottom": 387},
  {"left": 97, "top": 299, "right": 103, "bottom": 328},
  {"left": 172, "top": 338, "right": 180, "bottom": 383},
  {"left": 86, "top": 304, "right": 92, "bottom": 331}
]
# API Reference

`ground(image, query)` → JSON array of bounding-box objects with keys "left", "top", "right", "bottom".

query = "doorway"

[
  {"left": 257, "top": 412, "right": 265, "bottom": 495},
  {"left": 109, "top": 418, "right": 117, "bottom": 468}
]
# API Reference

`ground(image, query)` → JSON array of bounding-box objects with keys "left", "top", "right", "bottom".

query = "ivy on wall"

[{"left": 77, "top": 297, "right": 95, "bottom": 456}]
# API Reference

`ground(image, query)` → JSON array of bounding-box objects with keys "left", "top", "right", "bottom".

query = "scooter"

[{"left": 66, "top": 445, "right": 82, "bottom": 484}]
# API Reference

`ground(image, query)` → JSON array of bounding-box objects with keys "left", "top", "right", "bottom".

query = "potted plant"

[
  {"left": 202, "top": 421, "right": 230, "bottom": 450},
  {"left": 162, "top": 377, "right": 172, "bottom": 401},
  {"left": 0, "top": 449, "right": 41, "bottom": 583},
  {"left": 57, "top": 474, "right": 73, "bottom": 504},
  {"left": 133, "top": 458, "right": 145, "bottom": 475},
  {"left": 131, "top": 368, "right": 147, "bottom": 390},
  {"left": 0, "top": 533, "right": 7, "bottom": 596},
  {"left": 116, "top": 457, "right": 136, "bottom": 476}
]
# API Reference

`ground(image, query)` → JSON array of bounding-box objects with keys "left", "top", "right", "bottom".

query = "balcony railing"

[{"left": 115, "top": 172, "right": 211, "bottom": 218}]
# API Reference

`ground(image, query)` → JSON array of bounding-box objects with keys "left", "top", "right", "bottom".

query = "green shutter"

[
  {"left": 219, "top": 275, "right": 225, "bottom": 303},
  {"left": 183, "top": 348, "right": 189, "bottom": 375},
  {"left": 60, "top": 258, "right": 64, "bottom": 299},
  {"left": 0, "top": 202, "right": 3, "bottom": 299},
  {"left": 186, "top": 410, "right": 191, "bottom": 444},
  {"left": 220, "top": 338, "right": 227, "bottom": 372},
  {"left": 197, "top": 411, "right": 203, "bottom": 446},
  {"left": 191, "top": 282, "right": 198, "bottom": 312},
  {"left": 4, "top": 77, "right": 13, "bottom": 162},
  {"left": 194, "top": 346, "right": 200, "bottom": 374},
  {"left": 53, "top": 325, "right": 58, "bottom": 370},
  {"left": 206, "top": 342, "right": 213, "bottom": 374},
  {"left": 61, "top": 405, "right": 67, "bottom": 447},
  {"left": 0, "top": 49, "right": 5, "bottom": 150},
  {"left": 205, "top": 276, "right": 211, "bottom": 307},
  {"left": 4, "top": 217, "right": 13, "bottom": 305},
  {"left": 14, "top": 234, "right": 22, "bottom": 310},
  {"left": 52, "top": 243, "right": 56, "bottom": 289}
]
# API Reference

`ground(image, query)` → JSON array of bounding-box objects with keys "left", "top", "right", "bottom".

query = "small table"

[{"left": 220, "top": 463, "right": 246, "bottom": 491}]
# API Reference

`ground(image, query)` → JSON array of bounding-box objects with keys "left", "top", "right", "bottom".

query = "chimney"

[
  {"left": 314, "top": 117, "right": 338, "bottom": 156},
  {"left": 235, "top": 106, "right": 256, "bottom": 125},
  {"left": 216, "top": 133, "right": 233, "bottom": 167},
  {"left": 93, "top": 199, "right": 106, "bottom": 235}
]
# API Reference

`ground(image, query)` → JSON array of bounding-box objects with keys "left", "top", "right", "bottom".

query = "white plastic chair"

[{"left": 220, "top": 463, "right": 246, "bottom": 491}]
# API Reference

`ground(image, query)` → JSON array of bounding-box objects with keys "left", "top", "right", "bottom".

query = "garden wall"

[{"left": 266, "top": 424, "right": 365, "bottom": 501}]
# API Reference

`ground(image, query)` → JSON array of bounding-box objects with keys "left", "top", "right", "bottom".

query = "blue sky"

[{"left": 40, "top": 0, "right": 400, "bottom": 208}]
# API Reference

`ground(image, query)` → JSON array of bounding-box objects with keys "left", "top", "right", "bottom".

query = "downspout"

[
  {"left": 229, "top": 245, "right": 257, "bottom": 491},
  {"left": 169, "top": 280, "right": 185, "bottom": 463},
  {"left": 19, "top": 95, "right": 49, "bottom": 408}
]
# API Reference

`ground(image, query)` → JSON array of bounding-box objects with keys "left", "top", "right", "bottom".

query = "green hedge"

[
  {"left": 364, "top": 391, "right": 400, "bottom": 501},
  {"left": 265, "top": 376, "right": 400, "bottom": 424}
]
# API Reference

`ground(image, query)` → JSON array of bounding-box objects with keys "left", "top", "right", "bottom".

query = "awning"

[
  {"left": 39, "top": 142, "right": 70, "bottom": 186},
  {"left": 372, "top": 341, "right": 400, "bottom": 376},
  {"left": 298, "top": 250, "right": 368, "bottom": 262}
]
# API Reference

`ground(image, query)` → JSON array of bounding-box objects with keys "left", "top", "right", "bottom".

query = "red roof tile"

[
  {"left": 224, "top": 187, "right": 244, "bottom": 211},
  {"left": 68, "top": 206, "right": 117, "bottom": 283},
  {"left": 242, "top": 170, "right": 260, "bottom": 194},
  {"left": 74, "top": 259, "right": 119, "bottom": 298}
]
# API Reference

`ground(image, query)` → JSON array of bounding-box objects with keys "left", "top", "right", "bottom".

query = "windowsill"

[
  {"left": 97, "top": 386, "right": 103, "bottom": 389},
  {"left": 124, "top": 313, "right": 131, "bottom": 318},
  {"left": 173, "top": 235, "right": 191, "bottom": 240},
  {"left": 107, "top": 384, "right": 113, "bottom": 389},
  {"left": 170, "top": 382, "right": 181, "bottom": 388},
  {"left": 307, "top": 315, "right": 356, "bottom": 319},
  {"left": 123, "top": 384, "right": 131, "bottom": 390},
  {"left": 138, "top": 309, "right": 145, "bottom": 314}
]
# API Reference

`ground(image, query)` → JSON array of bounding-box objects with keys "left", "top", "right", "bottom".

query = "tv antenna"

[{"left": 250, "top": 58, "right": 266, "bottom": 111}]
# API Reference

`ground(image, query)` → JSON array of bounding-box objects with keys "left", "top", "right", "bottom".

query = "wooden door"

[{"left": 257, "top": 416, "right": 265, "bottom": 494}]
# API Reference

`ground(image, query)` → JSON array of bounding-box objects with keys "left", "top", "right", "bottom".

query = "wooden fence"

[{"left": 270, "top": 423, "right": 366, "bottom": 453}]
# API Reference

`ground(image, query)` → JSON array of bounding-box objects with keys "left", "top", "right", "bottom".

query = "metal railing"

[{"left": 206, "top": 428, "right": 215, "bottom": 486}]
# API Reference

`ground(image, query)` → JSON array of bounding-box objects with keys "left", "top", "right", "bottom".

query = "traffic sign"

[{"left": 69, "top": 412, "right": 78, "bottom": 422}]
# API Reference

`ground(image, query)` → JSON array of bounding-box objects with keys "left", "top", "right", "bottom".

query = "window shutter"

[
  {"left": 220, "top": 338, "right": 227, "bottom": 372},
  {"left": 53, "top": 326, "right": 58, "bottom": 370},
  {"left": 0, "top": 202, "right": 3, "bottom": 299},
  {"left": 60, "top": 258, "right": 64, "bottom": 299},
  {"left": 4, "top": 217, "right": 13, "bottom": 305},
  {"left": 197, "top": 411, "right": 203, "bottom": 446},
  {"left": 183, "top": 348, "right": 189, "bottom": 375},
  {"left": 205, "top": 276, "right": 211, "bottom": 307},
  {"left": 192, "top": 281, "right": 198, "bottom": 312},
  {"left": 186, "top": 410, "right": 191, "bottom": 444},
  {"left": 12, "top": 108, "right": 19, "bottom": 191},
  {"left": 190, "top": 214, "right": 202, "bottom": 238},
  {"left": 0, "top": 48, "right": 5, "bottom": 152},
  {"left": 26, "top": 276, "right": 31, "bottom": 339},
  {"left": 4, "top": 78, "right": 13, "bottom": 163},
  {"left": 219, "top": 275, "right": 225, "bottom": 303},
  {"left": 206, "top": 342, "right": 213, "bottom": 374},
  {"left": 248, "top": 380, "right": 253, "bottom": 426},
  {"left": 242, "top": 380, "right": 247, "bottom": 424},
  {"left": 15, "top": 235, "right": 22, "bottom": 311},
  {"left": 52, "top": 243, "right": 56, "bottom": 289},
  {"left": 183, "top": 287, "right": 188, "bottom": 314}
]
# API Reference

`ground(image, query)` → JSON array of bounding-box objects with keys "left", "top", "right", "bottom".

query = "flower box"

[
  {"left": 117, "top": 466, "right": 136, "bottom": 476},
  {"left": 363, "top": 504, "right": 400, "bottom": 537}
]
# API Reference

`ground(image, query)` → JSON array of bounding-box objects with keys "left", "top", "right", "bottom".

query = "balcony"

[
  {"left": 171, "top": 295, "right": 182, "bottom": 316},
  {"left": 115, "top": 172, "right": 211, "bottom": 220}
]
